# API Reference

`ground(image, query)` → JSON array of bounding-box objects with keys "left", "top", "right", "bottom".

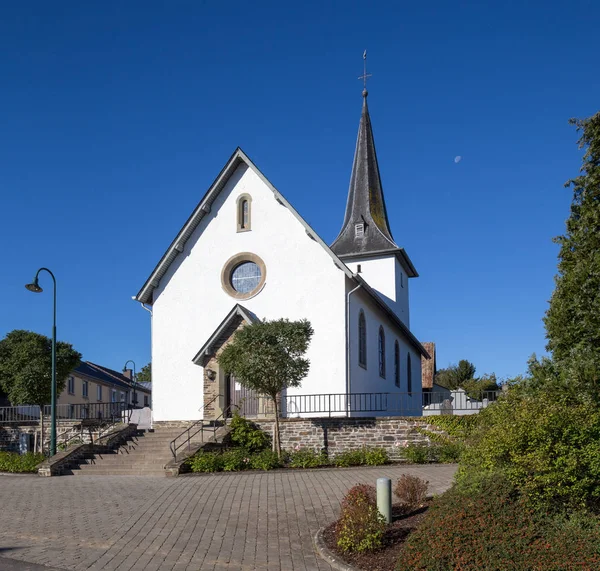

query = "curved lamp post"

[
  {"left": 25, "top": 268, "right": 57, "bottom": 457},
  {"left": 123, "top": 360, "right": 137, "bottom": 406}
]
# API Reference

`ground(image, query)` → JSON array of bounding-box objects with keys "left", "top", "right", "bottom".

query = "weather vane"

[{"left": 358, "top": 50, "right": 371, "bottom": 96}]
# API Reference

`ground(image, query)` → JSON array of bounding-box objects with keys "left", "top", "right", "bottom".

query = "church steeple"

[{"left": 330, "top": 89, "right": 398, "bottom": 257}]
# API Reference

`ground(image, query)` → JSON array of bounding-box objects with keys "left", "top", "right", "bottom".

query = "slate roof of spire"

[{"left": 330, "top": 92, "right": 399, "bottom": 257}]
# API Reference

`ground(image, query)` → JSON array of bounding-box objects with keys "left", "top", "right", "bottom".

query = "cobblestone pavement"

[{"left": 0, "top": 464, "right": 456, "bottom": 571}]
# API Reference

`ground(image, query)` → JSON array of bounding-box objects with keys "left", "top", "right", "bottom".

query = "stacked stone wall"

[
  {"left": 254, "top": 417, "right": 444, "bottom": 461},
  {"left": 1, "top": 419, "right": 105, "bottom": 453},
  {"left": 153, "top": 420, "right": 198, "bottom": 430}
]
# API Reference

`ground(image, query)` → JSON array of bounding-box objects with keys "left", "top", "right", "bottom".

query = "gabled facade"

[{"left": 135, "top": 90, "right": 429, "bottom": 422}]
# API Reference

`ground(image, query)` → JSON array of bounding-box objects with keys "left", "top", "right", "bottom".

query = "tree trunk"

[{"left": 272, "top": 396, "right": 281, "bottom": 458}]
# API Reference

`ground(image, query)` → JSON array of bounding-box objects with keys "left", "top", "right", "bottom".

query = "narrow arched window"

[
  {"left": 394, "top": 341, "right": 400, "bottom": 387},
  {"left": 241, "top": 200, "right": 249, "bottom": 228},
  {"left": 407, "top": 352, "right": 412, "bottom": 393},
  {"left": 358, "top": 310, "right": 367, "bottom": 368},
  {"left": 236, "top": 194, "right": 252, "bottom": 232},
  {"left": 378, "top": 326, "right": 386, "bottom": 378}
]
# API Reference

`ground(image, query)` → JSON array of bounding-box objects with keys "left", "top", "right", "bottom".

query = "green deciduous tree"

[
  {"left": 545, "top": 112, "right": 600, "bottom": 376},
  {"left": 136, "top": 363, "right": 151, "bottom": 384},
  {"left": 218, "top": 319, "right": 314, "bottom": 457},
  {"left": 435, "top": 359, "right": 477, "bottom": 390},
  {"left": 0, "top": 329, "right": 81, "bottom": 406}
]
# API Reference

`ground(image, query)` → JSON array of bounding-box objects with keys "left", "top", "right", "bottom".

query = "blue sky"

[{"left": 1, "top": 1, "right": 598, "bottom": 382}]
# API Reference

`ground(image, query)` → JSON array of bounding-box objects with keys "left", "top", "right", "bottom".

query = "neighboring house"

[
  {"left": 59, "top": 361, "right": 152, "bottom": 410},
  {"left": 134, "top": 88, "right": 430, "bottom": 422}
]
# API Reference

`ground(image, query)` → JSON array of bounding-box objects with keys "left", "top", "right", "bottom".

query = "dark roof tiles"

[{"left": 331, "top": 94, "right": 398, "bottom": 257}]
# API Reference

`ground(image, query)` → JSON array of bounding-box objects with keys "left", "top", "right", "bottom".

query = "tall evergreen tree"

[{"left": 545, "top": 112, "right": 600, "bottom": 371}]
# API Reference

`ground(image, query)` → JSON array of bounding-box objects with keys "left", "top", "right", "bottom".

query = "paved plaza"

[{"left": 0, "top": 464, "right": 456, "bottom": 571}]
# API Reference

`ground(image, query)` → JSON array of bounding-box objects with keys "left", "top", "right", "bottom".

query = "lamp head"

[{"left": 25, "top": 277, "right": 43, "bottom": 293}]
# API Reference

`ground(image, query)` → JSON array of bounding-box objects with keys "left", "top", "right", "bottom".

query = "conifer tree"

[{"left": 545, "top": 112, "right": 600, "bottom": 371}]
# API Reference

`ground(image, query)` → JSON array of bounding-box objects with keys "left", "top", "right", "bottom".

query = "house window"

[
  {"left": 407, "top": 352, "right": 412, "bottom": 393},
  {"left": 68, "top": 377, "right": 75, "bottom": 394},
  {"left": 82, "top": 381, "right": 88, "bottom": 398},
  {"left": 120, "top": 392, "right": 125, "bottom": 402},
  {"left": 394, "top": 341, "right": 400, "bottom": 388},
  {"left": 378, "top": 326, "right": 386, "bottom": 378},
  {"left": 400, "top": 272, "right": 404, "bottom": 288},
  {"left": 144, "top": 395, "right": 149, "bottom": 407},
  {"left": 355, "top": 223, "right": 364, "bottom": 238},
  {"left": 358, "top": 310, "right": 367, "bottom": 368},
  {"left": 97, "top": 385, "right": 102, "bottom": 401},
  {"left": 111, "top": 389, "right": 117, "bottom": 403},
  {"left": 236, "top": 194, "right": 252, "bottom": 232}
]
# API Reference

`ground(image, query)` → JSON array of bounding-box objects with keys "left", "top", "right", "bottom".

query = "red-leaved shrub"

[
  {"left": 394, "top": 475, "right": 429, "bottom": 512},
  {"left": 336, "top": 484, "right": 385, "bottom": 553},
  {"left": 397, "top": 476, "right": 600, "bottom": 570}
]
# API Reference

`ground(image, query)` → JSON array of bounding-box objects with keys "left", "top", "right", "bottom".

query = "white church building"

[{"left": 134, "top": 87, "right": 430, "bottom": 422}]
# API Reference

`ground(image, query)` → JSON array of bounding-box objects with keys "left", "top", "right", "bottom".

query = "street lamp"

[
  {"left": 123, "top": 360, "right": 137, "bottom": 406},
  {"left": 25, "top": 268, "right": 57, "bottom": 457}
]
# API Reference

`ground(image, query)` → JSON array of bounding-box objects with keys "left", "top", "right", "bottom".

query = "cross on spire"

[{"left": 358, "top": 50, "right": 372, "bottom": 97}]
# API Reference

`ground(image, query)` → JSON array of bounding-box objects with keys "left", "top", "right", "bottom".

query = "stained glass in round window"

[{"left": 230, "top": 262, "right": 262, "bottom": 294}]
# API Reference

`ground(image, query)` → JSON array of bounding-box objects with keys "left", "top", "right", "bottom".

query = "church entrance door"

[{"left": 226, "top": 374, "right": 259, "bottom": 418}]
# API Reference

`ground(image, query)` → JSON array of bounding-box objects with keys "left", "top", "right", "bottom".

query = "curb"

[{"left": 313, "top": 526, "right": 359, "bottom": 571}]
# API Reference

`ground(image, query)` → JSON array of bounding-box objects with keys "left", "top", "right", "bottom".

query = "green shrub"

[
  {"left": 436, "top": 441, "right": 463, "bottom": 463},
  {"left": 228, "top": 411, "right": 270, "bottom": 453},
  {"left": 402, "top": 443, "right": 434, "bottom": 464},
  {"left": 336, "top": 484, "right": 385, "bottom": 553},
  {"left": 188, "top": 451, "right": 224, "bottom": 473},
  {"left": 457, "top": 388, "right": 600, "bottom": 512},
  {"left": 364, "top": 447, "right": 389, "bottom": 466},
  {"left": 0, "top": 452, "right": 44, "bottom": 473},
  {"left": 250, "top": 449, "right": 282, "bottom": 471},
  {"left": 221, "top": 448, "right": 251, "bottom": 471},
  {"left": 397, "top": 476, "right": 600, "bottom": 571},
  {"left": 332, "top": 449, "right": 365, "bottom": 467},
  {"left": 287, "top": 448, "right": 329, "bottom": 468},
  {"left": 394, "top": 474, "right": 429, "bottom": 512},
  {"left": 419, "top": 415, "right": 480, "bottom": 439}
]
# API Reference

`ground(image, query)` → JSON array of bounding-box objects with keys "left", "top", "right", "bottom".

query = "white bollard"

[{"left": 377, "top": 477, "right": 392, "bottom": 524}]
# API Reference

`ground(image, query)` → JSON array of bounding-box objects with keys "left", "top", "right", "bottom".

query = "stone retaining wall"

[
  {"left": 153, "top": 421, "right": 198, "bottom": 430},
  {"left": 0, "top": 420, "right": 84, "bottom": 453},
  {"left": 254, "top": 417, "right": 443, "bottom": 461}
]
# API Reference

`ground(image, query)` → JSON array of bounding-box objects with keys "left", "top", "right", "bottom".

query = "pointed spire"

[{"left": 331, "top": 79, "right": 397, "bottom": 258}]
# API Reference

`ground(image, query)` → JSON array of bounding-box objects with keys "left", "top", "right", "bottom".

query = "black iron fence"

[
  {"left": 242, "top": 390, "right": 502, "bottom": 417},
  {"left": 0, "top": 402, "right": 133, "bottom": 423},
  {"left": 47, "top": 402, "right": 130, "bottom": 421}
]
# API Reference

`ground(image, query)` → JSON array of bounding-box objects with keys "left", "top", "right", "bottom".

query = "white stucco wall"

[
  {"left": 347, "top": 283, "right": 422, "bottom": 416},
  {"left": 344, "top": 256, "right": 410, "bottom": 327},
  {"left": 150, "top": 163, "right": 347, "bottom": 421}
]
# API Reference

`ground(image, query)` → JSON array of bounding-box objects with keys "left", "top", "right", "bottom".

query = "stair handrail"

[
  {"left": 169, "top": 394, "right": 222, "bottom": 459},
  {"left": 210, "top": 403, "right": 240, "bottom": 443}
]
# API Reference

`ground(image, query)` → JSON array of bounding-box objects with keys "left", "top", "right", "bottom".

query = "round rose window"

[{"left": 230, "top": 262, "right": 262, "bottom": 294}]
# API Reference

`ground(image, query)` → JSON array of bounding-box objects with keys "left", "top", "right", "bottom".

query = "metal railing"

[
  {"left": 44, "top": 402, "right": 130, "bottom": 421},
  {"left": 169, "top": 394, "right": 222, "bottom": 459},
  {"left": 0, "top": 402, "right": 135, "bottom": 424},
  {"left": 0, "top": 405, "right": 41, "bottom": 423},
  {"left": 240, "top": 390, "right": 502, "bottom": 418}
]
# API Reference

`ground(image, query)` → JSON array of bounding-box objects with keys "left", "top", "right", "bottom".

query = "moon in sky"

[{"left": 454, "top": 155, "right": 462, "bottom": 164}]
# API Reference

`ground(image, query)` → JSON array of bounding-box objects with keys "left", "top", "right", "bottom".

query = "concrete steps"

[
  {"left": 68, "top": 423, "right": 230, "bottom": 477},
  {"left": 70, "top": 427, "right": 202, "bottom": 477}
]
